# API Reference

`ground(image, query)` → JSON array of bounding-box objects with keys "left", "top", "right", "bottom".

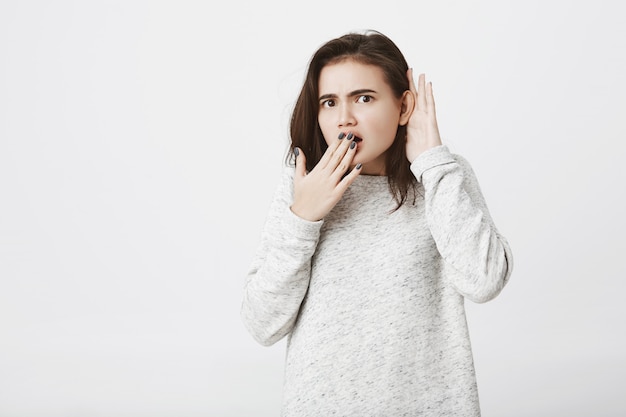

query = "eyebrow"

[{"left": 318, "top": 89, "right": 378, "bottom": 101}]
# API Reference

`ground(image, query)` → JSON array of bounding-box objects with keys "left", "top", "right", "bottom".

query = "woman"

[{"left": 241, "top": 30, "right": 513, "bottom": 416}]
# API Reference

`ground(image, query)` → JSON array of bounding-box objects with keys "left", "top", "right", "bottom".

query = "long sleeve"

[
  {"left": 241, "top": 167, "right": 323, "bottom": 346},
  {"left": 410, "top": 145, "right": 513, "bottom": 303}
]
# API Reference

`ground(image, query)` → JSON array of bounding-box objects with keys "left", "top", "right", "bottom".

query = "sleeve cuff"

[
  {"left": 284, "top": 206, "right": 324, "bottom": 239},
  {"left": 410, "top": 145, "right": 456, "bottom": 183}
]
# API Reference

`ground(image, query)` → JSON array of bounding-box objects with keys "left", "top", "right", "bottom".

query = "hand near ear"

[{"left": 405, "top": 69, "right": 442, "bottom": 163}]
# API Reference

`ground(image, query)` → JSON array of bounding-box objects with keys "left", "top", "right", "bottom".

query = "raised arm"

[
  {"left": 411, "top": 147, "right": 513, "bottom": 303},
  {"left": 405, "top": 70, "right": 512, "bottom": 302}
]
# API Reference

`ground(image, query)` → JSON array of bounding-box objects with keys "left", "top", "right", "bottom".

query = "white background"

[{"left": 1, "top": 0, "right": 625, "bottom": 416}]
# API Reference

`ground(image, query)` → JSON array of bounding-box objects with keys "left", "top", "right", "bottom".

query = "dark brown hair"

[{"left": 287, "top": 30, "right": 417, "bottom": 209}]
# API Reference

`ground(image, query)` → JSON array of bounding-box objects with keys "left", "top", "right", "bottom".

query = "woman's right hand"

[{"left": 290, "top": 133, "right": 362, "bottom": 222}]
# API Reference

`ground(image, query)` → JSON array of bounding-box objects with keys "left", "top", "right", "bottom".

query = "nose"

[{"left": 338, "top": 103, "right": 356, "bottom": 128}]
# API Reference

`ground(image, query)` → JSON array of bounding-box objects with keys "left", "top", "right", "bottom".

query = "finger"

[
  {"left": 331, "top": 137, "right": 358, "bottom": 179},
  {"left": 426, "top": 81, "right": 436, "bottom": 118},
  {"left": 337, "top": 161, "right": 362, "bottom": 192},
  {"left": 417, "top": 73, "right": 427, "bottom": 111},
  {"left": 294, "top": 147, "right": 307, "bottom": 179},
  {"left": 326, "top": 132, "right": 353, "bottom": 171},
  {"left": 317, "top": 132, "right": 346, "bottom": 170}
]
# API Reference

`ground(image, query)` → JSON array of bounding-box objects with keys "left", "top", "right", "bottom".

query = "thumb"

[{"left": 294, "top": 147, "right": 307, "bottom": 179}]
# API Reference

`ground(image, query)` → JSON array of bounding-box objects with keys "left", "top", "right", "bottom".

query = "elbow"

[
  {"left": 472, "top": 239, "right": 514, "bottom": 303},
  {"left": 458, "top": 253, "right": 513, "bottom": 304},
  {"left": 462, "top": 276, "right": 506, "bottom": 303},
  {"left": 246, "top": 323, "right": 284, "bottom": 347},
  {"left": 465, "top": 283, "right": 504, "bottom": 304},
  {"left": 240, "top": 302, "right": 291, "bottom": 347}
]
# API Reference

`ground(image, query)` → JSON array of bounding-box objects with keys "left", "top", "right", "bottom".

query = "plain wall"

[{"left": 1, "top": 0, "right": 625, "bottom": 415}]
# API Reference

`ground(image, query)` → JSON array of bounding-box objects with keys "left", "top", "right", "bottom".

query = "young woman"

[{"left": 241, "top": 31, "right": 513, "bottom": 416}]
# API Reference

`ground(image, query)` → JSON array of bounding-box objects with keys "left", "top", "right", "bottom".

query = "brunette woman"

[{"left": 241, "top": 30, "right": 513, "bottom": 416}]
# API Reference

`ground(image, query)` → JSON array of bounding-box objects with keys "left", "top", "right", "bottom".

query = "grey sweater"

[{"left": 241, "top": 145, "right": 513, "bottom": 416}]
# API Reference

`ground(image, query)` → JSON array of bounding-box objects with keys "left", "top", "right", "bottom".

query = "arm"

[
  {"left": 242, "top": 134, "right": 362, "bottom": 345},
  {"left": 411, "top": 146, "right": 513, "bottom": 303},
  {"left": 241, "top": 168, "right": 323, "bottom": 346},
  {"left": 405, "top": 71, "right": 512, "bottom": 302}
]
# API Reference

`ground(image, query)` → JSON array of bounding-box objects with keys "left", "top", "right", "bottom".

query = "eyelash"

[{"left": 321, "top": 95, "right": 373, "bottom": 108}]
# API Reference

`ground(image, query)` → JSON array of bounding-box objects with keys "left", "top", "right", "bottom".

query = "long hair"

[{"left": 287, "top": 30, "right": 417, "bottom": 209}]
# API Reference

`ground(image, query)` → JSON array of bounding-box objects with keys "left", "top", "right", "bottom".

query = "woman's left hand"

[{"left": 405, "top": 69, "right": 442, "bottom": 163}]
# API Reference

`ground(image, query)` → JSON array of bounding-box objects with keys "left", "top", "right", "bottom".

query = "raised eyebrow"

[
  {"left": 348, "top": 89, "right": 377, "bottom": 97},
  {"left": 318, "top": 89, "right": 378, "bottom": 101}
]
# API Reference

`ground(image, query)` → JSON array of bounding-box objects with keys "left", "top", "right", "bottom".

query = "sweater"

[{"left": 241, "top": 145, "right": 513, "bottom": 416}]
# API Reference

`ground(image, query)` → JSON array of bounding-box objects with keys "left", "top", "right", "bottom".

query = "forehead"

[{"left": 318, "top": 59, "right": 389, "bottom": 93}]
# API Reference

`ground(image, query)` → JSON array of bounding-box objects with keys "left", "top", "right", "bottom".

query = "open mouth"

[{"left": 353, "top": 136, "right": 363, "bottom": 143}]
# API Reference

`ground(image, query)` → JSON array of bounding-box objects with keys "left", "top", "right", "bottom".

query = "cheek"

[
  {"left": 367, "top": 110, "right": 398, "bottom": 139},
  {"left": 317, "top": 114, "right": 333, "bottom": 145}
]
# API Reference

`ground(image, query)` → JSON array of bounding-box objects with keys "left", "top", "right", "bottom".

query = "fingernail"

[
  {"left": 294, "top": 147, "right": 300, "bottom": 157},
  {"left": 350, "top": 141, "right": 356, "bottom": 149},
  {"left": 347, "top": 132, "right": 354, "bottom": 140},
  {"left": 356, "top": 163, "right": 362, "bottom": 170},
  {"left": 338, "top": 132, "right": 345, "bottom": 139}
]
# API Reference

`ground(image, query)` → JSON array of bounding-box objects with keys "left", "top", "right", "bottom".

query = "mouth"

[{"left": 340, "top": 132, "right": 363, "bottom": 144}]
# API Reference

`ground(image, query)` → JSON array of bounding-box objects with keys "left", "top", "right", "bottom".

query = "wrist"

[
  {"left": 406, "top": 142, "right": 443, "bottom": 164},
  {"left": 290, "top": 204, "right": 321, "bottom": 222}
]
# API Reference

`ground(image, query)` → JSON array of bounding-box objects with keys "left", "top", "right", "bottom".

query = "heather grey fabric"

[{"left": 242, "top": 145, "right": 513, "bottom": 416}]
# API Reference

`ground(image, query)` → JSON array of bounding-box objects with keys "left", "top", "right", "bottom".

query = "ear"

[{"left": 398, "top": 90, "right": 415, "bottom": 126}]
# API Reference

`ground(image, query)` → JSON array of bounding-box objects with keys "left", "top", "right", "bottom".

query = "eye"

[
  {"left": 357, "top": 95, "right": 373, "bottom": 103},
  {"left": 321, "top": 99, "right": 336, "bottom": 108}
]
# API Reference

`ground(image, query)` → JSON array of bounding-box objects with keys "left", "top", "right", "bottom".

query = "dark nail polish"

[
  {"left": 350, "top": 141, "right": 356, "bottom": 149},
  {"left": 338, "top": 132, "right": 345, "bottom": 139},
  {"left": 347, "top": 132, "right": 354, "bottom": 140},
  {"left": 294, "top": 147, "right": 300, "bottom": 157},
  {"left": 356, "top": 163, "right": 362, "bottom": 170}
]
